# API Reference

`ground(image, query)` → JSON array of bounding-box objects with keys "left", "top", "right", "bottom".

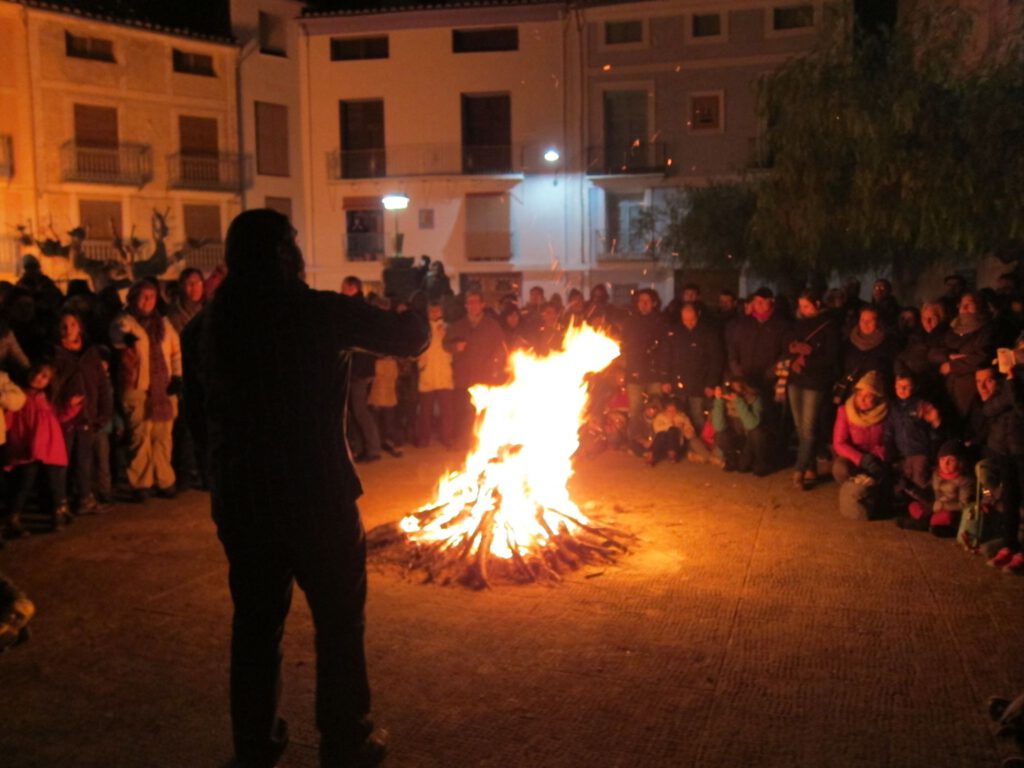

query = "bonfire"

[{"left": 370, "top": 324, "right": 631, "bottom": 589}]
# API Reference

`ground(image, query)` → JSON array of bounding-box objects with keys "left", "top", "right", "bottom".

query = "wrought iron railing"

[
  {"left": 184, "top": 243, "right": 225, "bottom": 274},
  {"left": 61, "top": 141, "right": 153, "bottom": 186},
  {"left": 591, "top": 229, "right": 655, "bottom": 262},
  {"left": 586, "top": 141, "right": 667, "bottom": 175},
  {"left": 0, "top": 236, "right": 19, "bottom": 275},
  {"left": 345, "top": 232, "right": 387, "bottom": 262},
  {"left": 0, "top": 135, "right": 12, "bottom": 179},
  {"left": 328, "top": 143, "right": 519, "bottom": 180},
  {"left": 168, "top": 153, "right": 250, "bottom": 192},
  {"left": 465, "top": 230, "right": 513, "bottom": 261}
]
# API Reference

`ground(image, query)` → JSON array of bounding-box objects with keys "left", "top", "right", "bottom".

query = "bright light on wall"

[
  {"left": 381, "top": 194, "right": 410, "bottom": 210},
  {"left": 543, "top": 148, "right": 560, "bottom": 163}
]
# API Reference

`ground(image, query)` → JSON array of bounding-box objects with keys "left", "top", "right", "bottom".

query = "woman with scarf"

[
  {"left": 928, "top": 291, "right": 995, "bottom": 420},
  {"left": 166, "top": 268, "right": 205, "bottom": 334},
  {"left": 842, "top": 305, "right": 895, "bottom": 381},
  {"left": 833, "top": 371, "right": 892, "bottom": 518},
  {"left": 110, "top": 280, "right": 182, "bottom": 501},
  {"left": 166, "top": 268, "right": 206, "bottom": 487}
]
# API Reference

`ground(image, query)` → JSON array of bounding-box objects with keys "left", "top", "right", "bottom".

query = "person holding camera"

[
  {"left": 710, "top": 378, "right": 769, "bottom": 475},
  {"left": 110, "top": 279, "right": 182, "bottom": 502}
]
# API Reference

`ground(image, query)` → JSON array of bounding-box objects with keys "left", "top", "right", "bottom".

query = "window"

[
  {"left": 173, "top": 49, "right": 215, "bottom": 76},
  {"left": 452, "top": 28, "right": 518, "bottom": 53},
  {"left": 265, "top": 197, "right": 293, "bottom": 221},
  {"left": 65, "top": 32, "right": 115, "bottom": 62},
  {"left": 773, "top": 4, "right": 815, "bottom": 31},
  {"left": 461, "top": 94, "right": 511, "bottom": 173},
  {"left": 74, "top": 104, "right": 118, "bottom": 148},
  {"left": 600, "top": 89, "right": 651, "bottom": 172},
  {"left": 691, "top": 13, "right": 722, "bottom": 38},
  {"left": 79, "top": 199, "right": 122, "bottom": 234},
  {"left": 330, "top": 36, "right": 389, "bottom": 61},
  {"left": 255, "top": 102, "right": 289, "bottom": 177},
  {"left": 690, "top": 93, "right": 723, "bottom": 131},
  {"left": 604, "top": 20, "right": 643, "bottom": 45},
  {"left": 184, "top": 204, "right": 222, "bottom": 243},
  {"left": 465, "top": 193, "right": 512, "bottom": 261},
  {"left": 178, "top": 116, "right": 219, "bottom": 184},
  {"left": 340, "top": 100, "right": 385, "bottom": 178},
  {"left": 605, "top": 192, "right": 645, "bottom": 255},
  {"left": 344, "top": 199, "right": 385, "bottom": 262},
  {"left": 259, "top": 12, "right": 287, "bottom": 56}
]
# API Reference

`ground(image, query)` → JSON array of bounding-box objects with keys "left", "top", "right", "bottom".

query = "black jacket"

[{"left": 658, "top": 322, "right": 723, "bottom": 394}]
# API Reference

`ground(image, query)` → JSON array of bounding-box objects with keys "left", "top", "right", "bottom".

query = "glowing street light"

[
  {"left": 543, "top": 148, "right": 560, "bottom": 163},
  {"left": 381, "top": 193, "right": 410, "bottom": 256}
]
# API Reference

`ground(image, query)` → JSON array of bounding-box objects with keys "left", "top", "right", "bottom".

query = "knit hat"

[
  {"left": 853, "top": 370, "right": 884, "bottom": 398},
  {"left": 938, "top": 440, "right": 962, "bottom": 459}
]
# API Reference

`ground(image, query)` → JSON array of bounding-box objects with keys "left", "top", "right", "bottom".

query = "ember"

[{"left": 371, "top": 324, "right": 631, "bottom": 588}]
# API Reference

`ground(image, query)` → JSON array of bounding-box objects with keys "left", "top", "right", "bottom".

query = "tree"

[{"left": 750, "top": 1, "right": 1024, "bottom": 279}]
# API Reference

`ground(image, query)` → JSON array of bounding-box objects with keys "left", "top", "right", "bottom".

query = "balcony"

[
  {"left": 586, "top": 141, "right": 667, "bottom": 175},
  {"left": 465, "top": 230, "right": 513, "bottom": 262},
  {"left": 591, "top": 229, "right": 656, "bottom": 262},
  {"left": 0, "top": 135, "right": 12, "bottom": 179},
  {"left": 168, "top": 153, "right": 250, "bottom": 192},
  {"left": 328, "top": 143, "right": 520, "bottom": 180},
  {"left": 345, "top": 231, "right": 387, "bottom": 262},
  {"left": 61, "top": 141, "right": 153, "bottom": 186}
]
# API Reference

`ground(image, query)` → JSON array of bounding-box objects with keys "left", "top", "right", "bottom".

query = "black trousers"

[
  {"left": 217, "top": 501, "right": 373, "bottom": 767},
  {"left": 66, "top": 427, "right": 97, "bottom": 503}
]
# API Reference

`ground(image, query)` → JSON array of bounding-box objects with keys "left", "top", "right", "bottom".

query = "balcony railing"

[
  {"left": 345, "top": 232, "right": 387, "bottom": 262},
  {"left": 0, "top": 236, "right": 19, "bottom": 274},
  {"left": 0, "top": 135, "right": 12, "bottom": 179},
  {"left": 61, "top": 141, "right": 153, "bottom": 186},
  {"left": 328, "top": 143, "right": 520, "bottom": 180},
  {"left": 186, "top": 243, "right": 225, "bottom": 273},
  {"left": 591, "top": 229, "right": 656, "bottom": 262},
  {"left": 465, "top": 230, "right": 513, "bottom": 261},
  {"left": 168, "top": 153, "right": 250, "bottom": 192},
  {"left": 586, "top": 141, "right": 667, "bottom": 175}
]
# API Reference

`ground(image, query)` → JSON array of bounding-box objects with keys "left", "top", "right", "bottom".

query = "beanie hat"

[{"left": 938, "top": 440, "right": 961, "bottom": 459}]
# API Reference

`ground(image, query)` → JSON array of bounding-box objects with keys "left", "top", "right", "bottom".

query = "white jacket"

[
  {"left": 418, "top": 318, "right": 454, "bottom": 392},
  {"left": 0, "top": 371, "right": 26, "bottom": 445},
  {"left": 110, "top": 312, "right": 182, "bottom": 397}
]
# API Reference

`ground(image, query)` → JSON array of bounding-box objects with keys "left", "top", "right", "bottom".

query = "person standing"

[
  {"left": 189, "top": 209, "right": 429, "bottom": 768},
  {"left": 110, "top": 280, "right": 182, "bottom": 501},
  {"left": 416, "top": 300, "right": 454, "bottom": 448},
  {"left": 340, "top": 276, "right": 382, "bottom": 462},
  {"left": 621, "top": 289, "right": 666, "bottom": 451},
  {"left": 444, "top": 290, "right": 507, "bottom": 449}
]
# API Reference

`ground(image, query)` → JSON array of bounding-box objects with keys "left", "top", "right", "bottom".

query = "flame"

[{"left": 400, "top": 324, "right": 620, "bottom": 561}]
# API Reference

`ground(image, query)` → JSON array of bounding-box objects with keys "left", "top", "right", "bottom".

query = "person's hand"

[
  {"left": 455, "top": 341, "right": 467, "bottom": 353},
  {"left": 919, "top": 402, "right": 941, "bottom": 427},
  {"left": 68, "top": 394, "right": 85, "bottom": 409},
  {"left": 661, "top": 382, "right": 672, "bottom": 394},
  {"left": 789, "top": 341, "right": 812, "bottom": 356},
  {"left": 713, "top": 386, "right": 724, "bottom": 400},
  {"left": 939, "top": 362, "right": 951, "bottom": 376},
  {"left": 950, "top": 353, "right": 967, "bottom": 361},
  {"left": 859, "top": 453, "right": 883, "bottom": 476}
]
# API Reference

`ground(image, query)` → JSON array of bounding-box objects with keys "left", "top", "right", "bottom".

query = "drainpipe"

[
  {"left": 20, "top": 5, "right": 42, "bottom": 245},
  {"left": 235, "top": 37, "right": 259, "bottom": 211}
]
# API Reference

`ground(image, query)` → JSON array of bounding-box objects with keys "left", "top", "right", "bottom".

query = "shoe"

[
  {"left": 125, "top": 488, "right": 149, "bottom": 504},
  {"left": 988, "top": 547, "right": 1015, "bottom": 568},
  {"left": 354, "top": 453, "right": 381, "bottom": 464},
  {"left": 322, "top": 729, "right": 389, "bottom": 768},
  {"left": 896, "top": 515, "right": 929, "bottom": 531},
  {"left": 1003, "top": 552, "right": 1024, "bottom": 574},
  {"left": 155, "top": 486, "right": 178, "bottom": 500},
  {"left": 382, "top": 443, "right": 403, "bottom": 458},
  {"left": 792, "top": 471, "right": 803, "bottom": 489},
  {"left": 77, "top": 495, "right": 105, "bottom": 515}
]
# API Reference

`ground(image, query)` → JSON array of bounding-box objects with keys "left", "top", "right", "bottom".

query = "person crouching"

[{"left": 711, "top": 379, "right": 769, "bottom": 475}]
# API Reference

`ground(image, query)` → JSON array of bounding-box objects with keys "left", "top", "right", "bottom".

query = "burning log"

[{"left": 368, "top": 325, "right": 632, "bottom": 589}]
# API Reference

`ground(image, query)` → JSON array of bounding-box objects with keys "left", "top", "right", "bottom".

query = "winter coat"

[
  {"left": 652, "top": 409, "right": 696, "bottom": 438},
  {"left": 833, "top": 404, "right": 890, "bottom": 466},
  {"left": 981, "top": 381, "right": 1024, "bottom": 459},
  {"left": 53, "top": 345, "right": 114, "bottom": 430},
  {"left": 782, "top": 314, "right": 841, "bottom": 392},
  {"left": 726, "top": 312, "right": 790, "bottom": 390},
  {"left": 711, "top": 393, "right": 763, "bottom": 434},
  {"left": 929, "top": 318, "right": 995, "bottom": 417},
  {"left": 167, "top": 296, "right": 204, "bottom": 335},
  {"left": 932, "top": 471, "right": 973, "bottom": 514},
  {"left": 0, "top": 329, "right": 30, "bottom": 375},
  {"left": 889, "top": 396, "right": 942, "bottom": 459},
  {"left": 418, "top": 318, "right": 454, "bottom": 392},
  {"left": 5, "top": 389, "right": 79, "bottom": 467},
  {"left": 0, "top": 372, "right": 26, "bottom": 446},
  {"left": 658, "top": 322, "right": 723, "bottom": 394},
  {"left": 842, "top": 332, "right": 896, "bottom": 380},
  {"left": 369, "top": 357, "right": 399, "bottom": 408},
  {"left": 621, "top": 310, "right": 667, "bottom": 384},
  {"left": 444, "top": 314, "right": 507, "bottom": 389},
  {"left": 110, "top": 312, "right": 182, "bottom": 399}
]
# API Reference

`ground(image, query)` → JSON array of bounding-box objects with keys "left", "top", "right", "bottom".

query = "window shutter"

[
  {"left": 255, "top": 102, "right": 289, "bottom": 176},
  {"left": 74, "top": 105, "right": 118, "bottom": 148}
]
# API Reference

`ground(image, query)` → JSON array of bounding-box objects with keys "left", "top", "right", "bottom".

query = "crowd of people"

[
  {"left": 365, "top": 271, "right": 1024, "bottom": 578},
  {"left": 1, "top": 254, "right": 1022, "bottom": 584},
  {"left": 0, "top": 258, "right": 219, "bottom": 545}
]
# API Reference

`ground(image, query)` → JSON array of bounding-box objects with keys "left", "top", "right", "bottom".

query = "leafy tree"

[{"left": 750, "top": 1, "right": 1024, "bottom": 279}]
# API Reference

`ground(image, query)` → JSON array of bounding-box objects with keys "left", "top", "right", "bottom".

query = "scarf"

[
  {"left": 849, "top": 325, "right": 885, "bottom": 352},
  {"left": 950, "top": 312, "right": 985, "bottom": 337},
  {"left": 938, "top": 467, "right": 961, "bottom": 481},
  {"left": 844, "top": 371, "right": 888, "bottom": 427}
]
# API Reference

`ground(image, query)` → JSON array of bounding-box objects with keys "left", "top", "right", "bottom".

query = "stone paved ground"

[{"left": 1, "top": 447, "right": 1023, "bottom": 768}]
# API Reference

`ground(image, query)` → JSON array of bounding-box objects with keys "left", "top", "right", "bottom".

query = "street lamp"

[
  {"left": 381, "top": 193, "right": 410, "bottom": 257},
  {"left": 543, "top": 147, "right": 560, "bottom": 163}
]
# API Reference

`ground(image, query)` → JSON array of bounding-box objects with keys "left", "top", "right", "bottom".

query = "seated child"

[
  {"left": 899, "top": 440, "right": 973, "bottom": 536},
  {"left": 645, "top": 398, "right": 709, "bottom": 466},
  {"left": 711, "top": 378, "right": 769, "bottom": 475},
  {"left": 890, "top": 372, "right": 944, "bottom": 501}
]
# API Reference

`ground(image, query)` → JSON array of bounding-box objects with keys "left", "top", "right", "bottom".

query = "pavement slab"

[{"left": 1, "top": 447, "right": 1022, "bottom": 767}]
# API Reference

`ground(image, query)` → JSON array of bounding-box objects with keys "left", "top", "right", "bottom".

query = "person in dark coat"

[
  {"left": 659, "top": 302, "right": 722, "bottom": 434},
  {"left": 620, "top": 289, "right": 667, "bottom": 449},
  {"left": 726, "top": 287, "right": 790, "bottom": 399},
  {"left": 443, "top": 289, "right": 507, "bottom": 449},
  {"left": 929, "top": 292, "right": 995, "bottom": 421},
  {"left": 189, "top": 209, "right": 429, "bottom": 768},
  {"left": 341, "top": 276, "right": 383, "bottom": 462},
  {"left": 782, "top": 290, "right": 840, "bottom": 490},
  {"left": 842, "top": 305, "right": 896, "bottom": 381}
]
